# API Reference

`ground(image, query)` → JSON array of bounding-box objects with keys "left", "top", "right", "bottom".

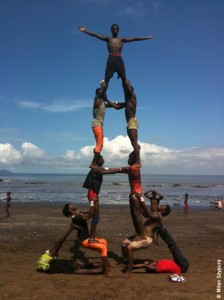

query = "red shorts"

[{"left": 88, "top": 189, "right": 99, "bottom": 202}]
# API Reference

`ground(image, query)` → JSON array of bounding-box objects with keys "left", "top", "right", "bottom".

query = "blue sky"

[{"left": 0, "top": 0, "right": 224, "bottom": 174}]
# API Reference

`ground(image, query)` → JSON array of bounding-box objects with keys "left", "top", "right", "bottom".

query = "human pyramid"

[{"left": 36, "top": 24, "right": 189, "bottom": 281}]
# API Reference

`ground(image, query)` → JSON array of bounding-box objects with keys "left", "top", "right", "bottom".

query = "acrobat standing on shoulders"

[
  {"left": 90, "top": 80, "right": 124, "bottom": 168},
  {"left": 79, "top": 24, "right": 153, "bottom": 90},
  {"left": 105, "top": 79, "right": 141, "bottom": 167}
]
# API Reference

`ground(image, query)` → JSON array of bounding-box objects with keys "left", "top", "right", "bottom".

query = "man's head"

[
  {"left": 158, "top": 204, "right": 171, "bottom": 217},
  {"left": 128, "top": 151, "right": 136, "bottom": 165},
  {"left": 63, "top": 204, "right": 77, "bottom": 217},
  {"left": 151, "top": 191, "right": 156, "bottom": 198},
  {"left": 95, "top": 154, "right": 104, "bottom": 166},
  {"left": 95, "top": 87, "right": 107, "bottom": 100},
  {"left": 111, "top": 24, "right": 119, "bottom": 37}
]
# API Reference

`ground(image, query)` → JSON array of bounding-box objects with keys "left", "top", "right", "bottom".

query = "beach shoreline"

[{"left": 0, "top": 202, "right": 223, "bottom": 300}]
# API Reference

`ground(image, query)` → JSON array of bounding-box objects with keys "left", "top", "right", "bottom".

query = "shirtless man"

[
  {"left": 122, "top": 204, "right": 171, "bottom": 276},
  {"left": 144, "top": 189, "right": 164, "bottom": 214},
  {"left": 79, "top": 24, "right": 153, "bottom": 88},
  {"left": 120, "top": 152, "right": 147, "bottom": 239},
  {"left": 83, "top": 155, "right": 122, "bottom": 242},
  {"left": 105, "top": 79, "right": 141, "bottom": 167},
  {"left": 131, "top": 225, "right": 189, "bottom": 280}
]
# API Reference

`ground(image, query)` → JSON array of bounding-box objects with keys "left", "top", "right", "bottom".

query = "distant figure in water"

[
  {"left": 5, "top": 192, "right": 12, "bottom": 217},
  {"left": 183, "top": 193, "right": 189, "bottom": 217}
]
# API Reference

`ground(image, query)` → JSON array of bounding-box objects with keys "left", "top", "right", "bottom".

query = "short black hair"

[
  {"left": 111, "top": 24, "right": 119, "bottom": 30},
  {"left": 161, "top": 204, "right": 171, "bottom": 217},
  {"left": 62, "top": 203, "right": 70, "bottom": 217},
  {"left": 95, "top": 88, "right": 101, "bottom": 94}
]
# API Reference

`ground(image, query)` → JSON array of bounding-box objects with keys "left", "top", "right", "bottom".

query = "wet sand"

[{"left": 0, "top": 202, "right": 223, "bottom": 300}]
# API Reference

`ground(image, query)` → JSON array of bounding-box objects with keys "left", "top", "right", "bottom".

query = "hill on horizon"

[{"left": 0, "top": 170, "right": 14, "bottom": 175}]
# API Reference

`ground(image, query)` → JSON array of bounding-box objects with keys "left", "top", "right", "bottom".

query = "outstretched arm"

[
  {"left": 95, "top": 167, "right": 123, "bottom": 175},
  {"left": 49, "top": 223, "right": 78, "bottom": 257},
  {"left": 123, "top": 36, "right": 153, "bottom": 43},
  {"left": 79, "top": 26, "right": 108, "bottom": 41}
]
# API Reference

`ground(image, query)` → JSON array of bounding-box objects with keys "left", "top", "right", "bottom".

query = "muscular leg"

[
  {"left": 123, "top": 245, "right": 134, "bottom": 277},
  {"left": 129, "top": 197, "right": 144, "bottom": 238},
  {"left": 89, "top": 201, "right": 99, "bottom": 242},
  {"left": 127, "top": 129, "right": 141, "bottom": 167}
]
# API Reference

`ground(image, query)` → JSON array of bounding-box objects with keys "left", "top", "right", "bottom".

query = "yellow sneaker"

[{"left": 36, "top": 250, "right": 55, "bottom": 272}]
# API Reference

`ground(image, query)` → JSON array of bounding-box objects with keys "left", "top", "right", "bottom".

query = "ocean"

[{"left": 0, "top": 173, "right": 223, "bottom": 207}]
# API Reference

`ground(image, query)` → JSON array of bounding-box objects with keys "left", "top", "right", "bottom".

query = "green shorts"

[{"left": 127, "top": 117, "right": 139, "bottom": 130}]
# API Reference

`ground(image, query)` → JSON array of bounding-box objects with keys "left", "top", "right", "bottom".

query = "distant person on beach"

[
  {"left": 215, "top": 198, "right": 223, "bottom": 210},
  {"left": 83, "top": 155, "right": 122, "bottom": 242},
  {"left": 79, "top": 24, "right": 153, "bottom": 89},
  {"left": 122, "top": 203, "right": 170, "bottom": 276},
  {"left": 183, "top": 193, "right": 189, "bottom": 217},
  {"left": 130, "top": 225, "right": 189, "bottom": 281},
  {"left": 37, "top": 204, "right": 114, "bottom": 277},
  {"left": 105, "top": 79, "right": 141, "bottom": 167},
  {"left": 4, "top": 192, "right": 12, "bottom": 217},
  {"left": 90, "top": 81, "right": 124, "bottom": 168}
]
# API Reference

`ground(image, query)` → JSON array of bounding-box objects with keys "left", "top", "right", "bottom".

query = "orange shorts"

[
  {"left": 92, "top": 126, "right": 103, "bottom": 153},
  {"left": 81, "top": 238, "right": 108, "bottom": 257}
]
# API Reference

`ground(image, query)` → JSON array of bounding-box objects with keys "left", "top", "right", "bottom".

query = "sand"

[{"left": 0, "top": 202, "right": 223, "bottom": 300}]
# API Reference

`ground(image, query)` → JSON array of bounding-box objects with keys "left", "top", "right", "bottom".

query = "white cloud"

[
  {"left": 42, "top": 101, "right": 91, "bottom": 113},
  {"left": 0, "top": 143, "right": 22, "bottom": 164},
  {"left": 17, "top": 100, "right": 92, "bottom": 113},
  {"left": 21, "top": 142, "right": 45, "bottom": 159},
  {"left": 18, "top": 101, "right": 42, "bottom": 109},
  {"left": 0, "top": 137, "right": 223, "bottom": 174}
]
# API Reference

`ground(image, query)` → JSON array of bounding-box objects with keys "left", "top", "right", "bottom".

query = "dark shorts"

[{"left": 105, "top": 55, "right": 126, "bottom": 81}]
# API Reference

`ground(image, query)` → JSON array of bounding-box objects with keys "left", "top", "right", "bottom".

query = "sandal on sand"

[{"left": 168, "top": 274, "right": 186, "bottom": 283}]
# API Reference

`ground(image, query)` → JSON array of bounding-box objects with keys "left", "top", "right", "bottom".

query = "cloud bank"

[
  {"left": 0, "top": 136, "right": 223, "bottom": 175},
  {"left": 17, "top": 100, "right": 92, "bottom": 113}
]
